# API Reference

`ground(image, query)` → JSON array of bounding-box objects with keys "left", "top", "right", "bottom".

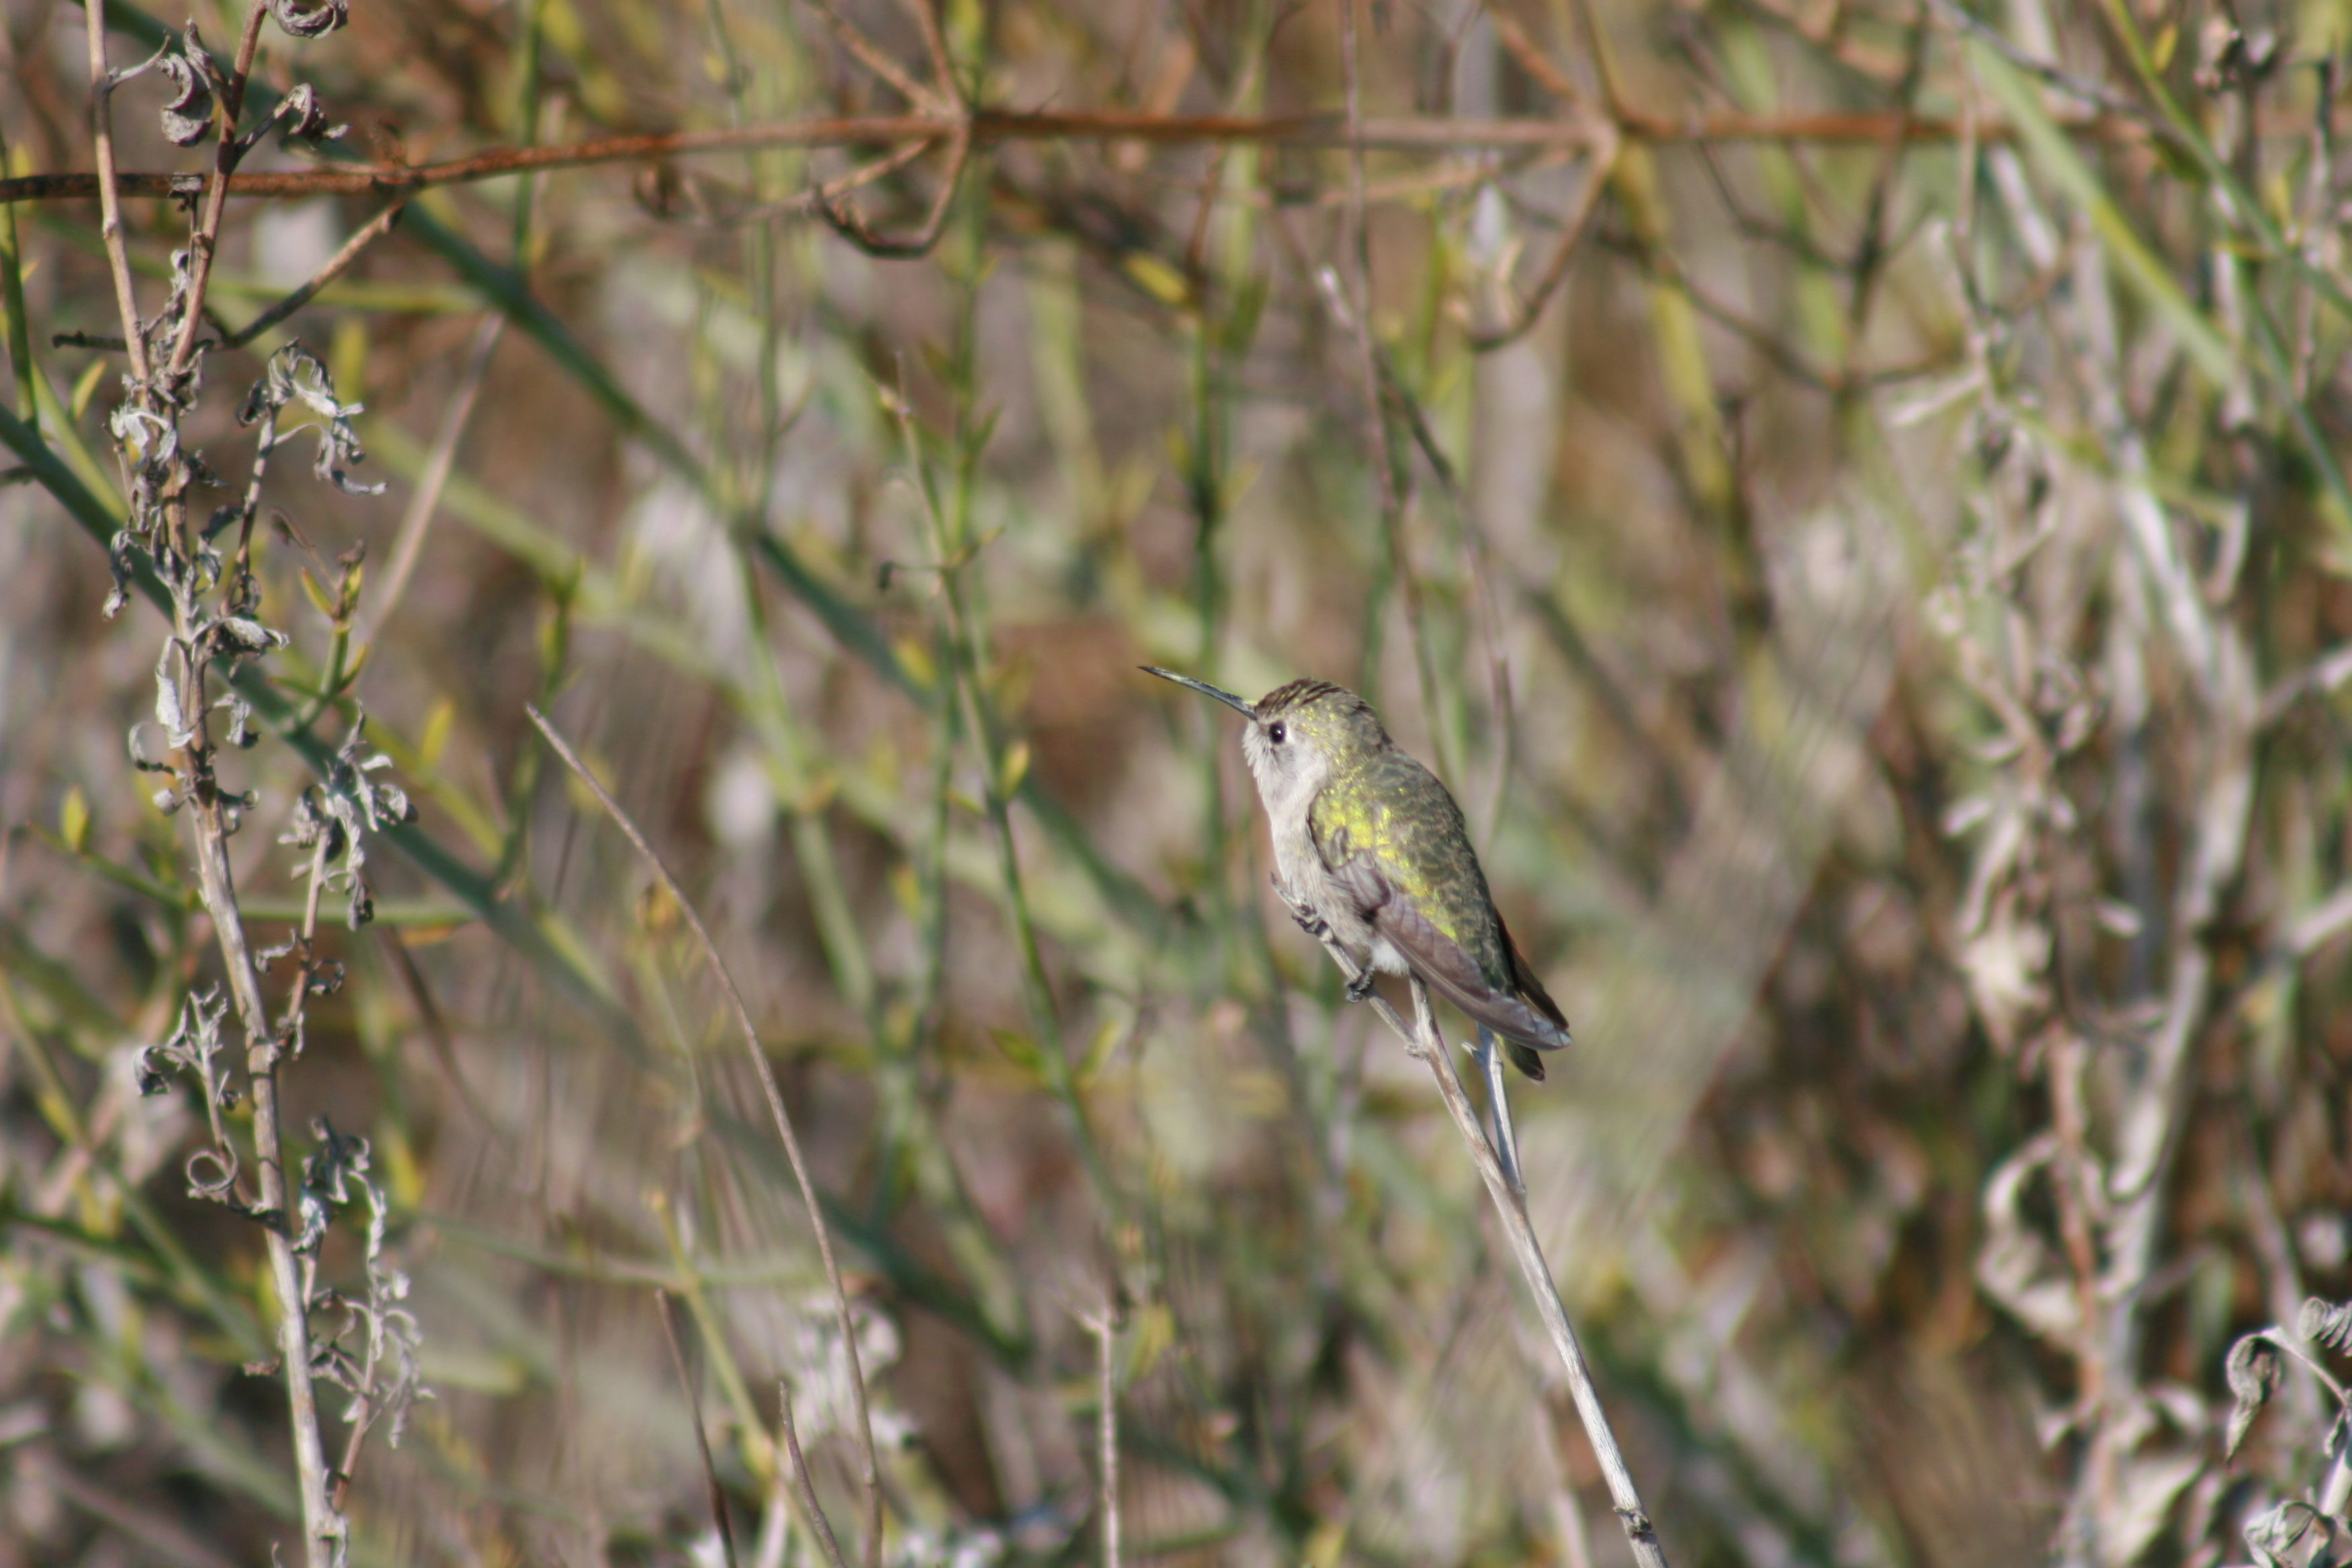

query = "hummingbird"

[{"left": 1143, "top": 667, "right": 1569, "bottom": 1084}]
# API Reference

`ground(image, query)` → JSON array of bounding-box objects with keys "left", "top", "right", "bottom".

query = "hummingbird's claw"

[
  {"left": 1344, "top": 971, "right": 1377, "bottom": 1003},
  {"left": 1273, "top": 875, "right": 1331, "bottom": 939}
]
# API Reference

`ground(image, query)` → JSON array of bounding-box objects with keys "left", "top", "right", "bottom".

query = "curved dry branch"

[{"left": 524, "top": 703, "right": 885, "bottom": 1568}]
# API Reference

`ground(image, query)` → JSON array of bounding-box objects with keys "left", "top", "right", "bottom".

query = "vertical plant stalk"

[
  {"left": 0, "top": 123, "right": 36, "bottom": 432},
  {"left": 778, "top": 1378, "right": 852, "bottom": 1568},
  {"left": 1332, "top": 0, "right": 1452, "bottom": 772},
  {"left": 1277, "top": 875, "right": 1671, "bottom": 1568},
  {"left": 83, "top": 2, "right": 152, "bottom": 391},
  {"left": 524, "top": 704, "right": 883, "bottom": 1567},
  {"left": 189, "top": 816, "right": 344, "bottom": 1568},
  {"left": 658, "top": 1290, "right": 743, "bottom": 1568},
  {"left": 83, "top": 5, "right": 343, "bottom": 1563},
  {"left": 290, "top": 820, "right": 379, "bottom": 1510},
  {"left": 887, "top": 382, "right": 1125, "bottom": 1230},
  {"left": 162, "top": 4, "right": 270, "bottom": 385},
  {"left": 1080, "top": 1302, "right": 1123, "bottom": 1568},
  {"left": 705, "top": 11, "right": 1024, "bottom": 1350}
]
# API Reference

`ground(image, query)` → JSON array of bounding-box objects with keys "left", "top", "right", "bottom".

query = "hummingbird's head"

[{"left": 1140, "top": 668, "right": 1387, "bottom": 813}]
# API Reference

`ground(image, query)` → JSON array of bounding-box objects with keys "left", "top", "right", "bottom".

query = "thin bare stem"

[
  {"left": 0, "top": 105, "right": 2169, "bottom": 207},
  {"left": 1335, "top": 0, "right": 1401, "bottom": 542},
  {"left": 1081, "top": 1301, "right": 1122, "bottom": 1568},
  {"left": 658, "top": 1291, "right": 742, "bottom": 1568},
  {"left": 898, "top": 0, "right": 958, "bottom": 102},
  {"left": 885, "top": 384, "right": 1124, "bottom": 1230},
  {"left": 806, "top": 0, "right": 942, "bottom": 112},
  {"left": 524, "top": 703, "right": 885, "bottom": 1567},
  {"left": 358, "top": 312, "right": 503, "bottom": 643},
  {"left": 1464, "top": 13, "right": 1618, "bottom": 348},
  {"left": 186, "top": 807, "right": 342, "bottom": 1568},
  {"left": 222, "top": 199, "right": 408, "bottom": 350},
  {"left": 812, "top": 121, "right": 971, "bottom": 257},
  {"left": 1328, "top": 3, "right": 1458, "bottom": 775},
  {"left": 778, "top": 1379, "right": 852, "bottom": 1568},
  {"left": 83, "top": 1, "right": 152, "bottom": 388},
  {"left": 1460, "top": 136, "right": 1617, "bottom": 348},
  {"left": 86, "top": 5, "right": 345, "bottom": 1560},
  {"left": 164, "top": 3, "right": 273, "bottom": 384},
  {"left": 1275, "top": 875, "right": 1669, "bottom": 1568}
]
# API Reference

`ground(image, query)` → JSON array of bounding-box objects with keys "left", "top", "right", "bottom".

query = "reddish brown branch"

[{"left": 0, "top": 105, "right": 2155, "bottom": 206}]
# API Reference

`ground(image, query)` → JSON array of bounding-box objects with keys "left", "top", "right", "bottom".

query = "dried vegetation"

[{"left": 3, "top": 0, "right": 2352, "bottom": 1564}]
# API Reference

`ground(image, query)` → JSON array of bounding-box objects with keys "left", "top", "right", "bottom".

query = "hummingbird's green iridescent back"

[{"left": 1309, "top": 740, "right": 1501, "bottom": 975}]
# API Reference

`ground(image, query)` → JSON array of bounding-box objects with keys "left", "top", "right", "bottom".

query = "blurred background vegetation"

[{"left": 5, "top": 0, "right": 2352, "bottom": 1563}]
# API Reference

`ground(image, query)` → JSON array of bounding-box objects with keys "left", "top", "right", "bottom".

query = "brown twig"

[
  {"left": 0, "top": 105, "right": 2167, "bottom": 206},
  {"left": 83, "top": 5, "right": 152, "bottom": 387},
  {"left": 806, "top": 0, "right": 942, "bottom": 113},
  {"left": 222, "top": 199, "right": 407, "bottom": 350},
  {"left": 809, "top": 0, "right": 971, "bottom": 256},
  {"left": 1459, "top": 133, "right": 1616, "bottom": 348},
  {"left": 813, "top": 121, "right": 971, "bottom": 256},
  {"left": 163, "top": 4, "right": 271, "bottom": 384},
  {"left": 524, "top": 703, "right": 885, "bottom": 1568}
]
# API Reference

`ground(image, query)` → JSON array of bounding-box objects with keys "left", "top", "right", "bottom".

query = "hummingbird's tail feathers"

[
  {"left": 1499, "top": 915, "right": 1573, "bottom": 1049},
  {"left": 1502, "top": 1036, "right": 1548, "bottom": 1081},
  {"left": 1372, "top": 895, "right": 1571, "bottom": 1069}
]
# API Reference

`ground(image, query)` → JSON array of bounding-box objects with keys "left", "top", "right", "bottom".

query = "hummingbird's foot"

[
  {"left": 1344, "top": 971, "right": 1378, "bottom": 1003},
  {"left": 1273, "top": 875, "right": 1330, "bottom": 940}
]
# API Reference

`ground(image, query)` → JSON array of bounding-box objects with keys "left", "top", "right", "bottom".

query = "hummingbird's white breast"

[{"left": 1240, "top": 730, "right": 1400, "bottom": 971}]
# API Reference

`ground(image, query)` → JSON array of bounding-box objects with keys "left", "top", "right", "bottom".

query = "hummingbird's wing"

[
  {"left": 1374, "top": 894, "right": 1570, "bottom": 1067},
  {"left": 1310, "top": 806, "right": 1569, "bottom": 1073}
]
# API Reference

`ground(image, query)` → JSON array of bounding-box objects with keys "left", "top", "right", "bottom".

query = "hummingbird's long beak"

[{"left": 1140, "top": 666, "right": 1257, "bottom": 719}]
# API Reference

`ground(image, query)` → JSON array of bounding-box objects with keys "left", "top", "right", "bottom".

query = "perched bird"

[{"left": 1143, "top": 667, "right": 1569, "bottom": 1083}]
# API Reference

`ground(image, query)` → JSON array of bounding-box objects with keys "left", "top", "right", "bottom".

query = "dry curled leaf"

[
  {"left": 156, "top": 49, "right": 215, "bottom": 146},
  {"left": 267, "top": 0, "right": 349, "bottom": 39},
  {"left": 2225, "top": 1334, "right": 2286, "bottom": 1459}
]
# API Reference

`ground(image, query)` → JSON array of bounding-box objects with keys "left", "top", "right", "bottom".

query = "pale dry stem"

[
  {"left": 524, "top": 703, "right": 885, "bottom": 1568},
  {"left": 1276, "top": 874, "right": 1670, "bottom": 1568},
  {"left": 83, "top": 3, "right": 344, "bottom": 1559}
]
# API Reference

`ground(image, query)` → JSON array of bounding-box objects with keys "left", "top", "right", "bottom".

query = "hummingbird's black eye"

[{"left": 1268, "top": 722, "right": 1287, "bottom": 745}]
